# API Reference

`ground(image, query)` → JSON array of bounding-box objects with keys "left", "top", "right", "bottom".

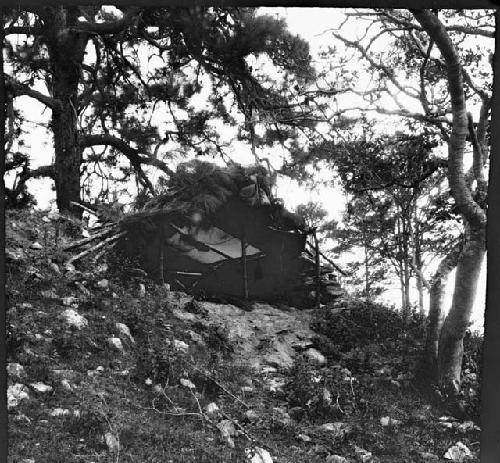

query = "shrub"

[{"left": 311, "top": 300, "right": 426, "bottom": 352}]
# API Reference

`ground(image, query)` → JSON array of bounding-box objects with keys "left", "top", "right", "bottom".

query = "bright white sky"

[{"left": 9, "top": 7, "right": 489, "bottom": 330}]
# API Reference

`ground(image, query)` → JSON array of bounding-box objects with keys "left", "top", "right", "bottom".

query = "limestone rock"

[
  {"left": 6, "top": 248, "right": 24, "bottom": 263},
  {"left": 7, "top": 362, "right": 25, "bottom": 379},
  {"left": 172, "top": 309, "right": 197, "bottom": 323},
  {"left": 217, "top": 419, "right": 236, "bottom": 448},
  {"left": 138, "top": 283, "right": 146, "bottom": 297},
  {"left": 107, "top": 337, "right": 123, "bottom": 351},
  {"left": 326, "top": 456, "right": 349, "bottom": 463},
  {"left": 187, "top": 329, "right": 204, "bottom": 345},
  {"left": 419, "top": 452, "right": 439, "bottom": 461},
  {"left": 354, "top": 446, "right": 378, "bottom": 463},
  {"left": 457, "top": 421, "right": 480, "bottom": 433},
  {"left": 49, "top": 262, "right": 61, "bottom": 274},
  {"left": 64, "top": 263, "right": 76, "bottom": 273},
  {"left": 173, "top": 339, "right": 189, "bottom": 353},
  {"left": 41, "top": 289, "right": 58, "bottom": 300},
  {"left": 60, "top": 380, "right": 74, "bottom": 392},
  {"left": 60, "top": 309, "right": 88, "bottom": 330},
  {"left": 62, "top": 296, "right": 78, "bottom": 306},
  {"left": 115, "top": 322, "right": 135, "bottom": 344},
  {"left": 179, "top": 378, "right": 195, "bottom": 389},
  {"left": 443, "top": 442, "right": 473, "bottom": 462},
  {"left": 245, "top": 447, "right": 273, "bottom": 463},
  {"left": 318, "top": 422, "right": 352, "bottom": 440},
  {"left": 105, "top": 432, "right": 120, "bottom": 453},
  {"left": 50, "top": 408, "right": 71, "bottom": 417},
  {"left": 30, "top": 382, "right": 53, "bottom": 393},
  {"left": 380, "top": 416, "right": 402, "bottom": 427},
  {"left": 244, "top": 409, "right": 260, "bottom": 422},
  {"left": 7, "top": 383, "right": 30, "bottom": 408},
  {"left": 97, "top": 279, "right": 109, "bottom": 289},
  {"left": 304, "top": 348, "right": 327, "bottom": 366},
  {"left": 205, "top": 402, "right": 220, "bottom": 417}
]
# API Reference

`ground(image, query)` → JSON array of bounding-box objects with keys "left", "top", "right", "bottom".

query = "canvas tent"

[{"left": 117, "top": 161, "right": 314, "bottom": 302}]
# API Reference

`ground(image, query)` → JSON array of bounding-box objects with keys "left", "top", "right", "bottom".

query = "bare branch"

[
  {"left": 331, "top": 31, "right": 420, "bottom": 100},
  {"left": 8, "top": 80, "right": 63, "bottom": 111}
]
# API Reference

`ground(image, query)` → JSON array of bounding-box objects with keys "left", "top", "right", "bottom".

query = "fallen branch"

[
  {"left": 66, "top": 231, "right": 126, "bottom": 265},
  {"left": 62, "top": 227, "right": 117, "bottom": 251},
  {"left": 70, "top": 201, "right": 99, "bottom": 216}
]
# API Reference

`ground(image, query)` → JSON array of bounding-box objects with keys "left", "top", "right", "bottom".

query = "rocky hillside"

[{"left": 6, "top": 209, "right": 481, "bottom": 462}]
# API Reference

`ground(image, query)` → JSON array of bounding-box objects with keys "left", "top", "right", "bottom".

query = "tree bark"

[
  {"left": 411, "top": 9, "right": 488, "bottom": 391},
  {"left": 437, "top": 226, "right": 485, "bottom": 391},
  {"left": 420, "top": 242, "right": 462, "bottom": 383},
  {"left": 45, "top": 7, "right": 89, "bottom": 217},
  {"left": 414, "top": 223, "right": 425, "bottom": 315}
]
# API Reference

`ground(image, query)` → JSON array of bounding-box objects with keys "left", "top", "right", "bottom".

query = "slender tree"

[{"left": 317, "top": 8, "right": 491, "bottom": 390}]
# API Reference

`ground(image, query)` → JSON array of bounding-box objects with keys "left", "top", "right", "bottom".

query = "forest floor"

[{"left": 6, "top": 209, "right": 482, "bottom": 463}]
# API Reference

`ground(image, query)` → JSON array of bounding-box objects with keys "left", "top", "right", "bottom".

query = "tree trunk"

[
  {"left": 401, "top": 214, "right": 412, "bottom": 317},
  {"left": 46, "top": 8, "right": 89, "bottom": 217},
  {"left": 362, "top": 231, "right": 370, "bottom": 298},
  {"left": 437, "top": 225, "right": 485, "bottom": 391},
  {"left": 414, "top": 225, "right": 425, "bottom": 315},
  {"left": 419, "top": 242, "right": 462, "bottom": 384},
  {"left": 411, "top": 10, "right": 488, "bottom": 392}
]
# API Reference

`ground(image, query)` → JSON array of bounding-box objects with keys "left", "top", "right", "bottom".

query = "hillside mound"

[{"left": 6, "top": 209, "right": 481, "bottom": 463}]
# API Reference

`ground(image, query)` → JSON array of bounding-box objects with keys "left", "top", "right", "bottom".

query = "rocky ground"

[{"left": 6, "top": 209, "right": 481, "bottom": 463}]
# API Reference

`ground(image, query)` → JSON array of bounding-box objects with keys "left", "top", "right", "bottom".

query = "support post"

[
  {"left": 159, "top": 222, "right": 165, "bottom": 284},
  {"left": 314, "top": 229, "right": 321, "bottom": 309},
  {"left": 241, "top": 228, "right": 249, "bottom": 300}
]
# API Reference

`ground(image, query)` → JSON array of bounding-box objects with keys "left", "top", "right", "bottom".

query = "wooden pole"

[
  {"left": 313, "top": 229, "right": 321, "bottom": 309},
  {"left": 159, "top": 222, "right": 165, "bottom": 284},
  {"left": 241, "top": 228, "right": 249, "bottom": 300}
]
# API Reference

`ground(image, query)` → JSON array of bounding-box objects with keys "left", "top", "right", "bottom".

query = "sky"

[{"left": 7, "top": 7, "right": 490, "bottom": 330}]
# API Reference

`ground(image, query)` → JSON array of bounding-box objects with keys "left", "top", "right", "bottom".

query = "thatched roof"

[{"left": 120, "top": 160, "right": 307, "bottom": 232}]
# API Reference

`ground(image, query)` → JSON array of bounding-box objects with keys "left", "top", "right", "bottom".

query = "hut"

[
  {"left": 118, "top": 161, "right": 317, "bottom": 303},
  {"left": 66, "top": 160, "right": 346, "bottom": 306}
]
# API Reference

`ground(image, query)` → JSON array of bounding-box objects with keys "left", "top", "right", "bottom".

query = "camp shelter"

[{"left": 117, "top": 161, "right": 314, "bottom": 303}]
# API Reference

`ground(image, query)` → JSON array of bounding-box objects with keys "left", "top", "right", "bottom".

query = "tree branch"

[
  {"left": 72, "top": 6, "right": 142, "bottom": 35},
  {"left": 8, "top": 80, "right": 63, "bottom": 111},
  {"left": 411, "top": 9, "right": 487, "bottom": 228},
  {"left": 4, "top": 25, "right": 44, "bottom": 35},
  {"left": 79, "top": 133, "right": 174, "bottom": 176}
]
